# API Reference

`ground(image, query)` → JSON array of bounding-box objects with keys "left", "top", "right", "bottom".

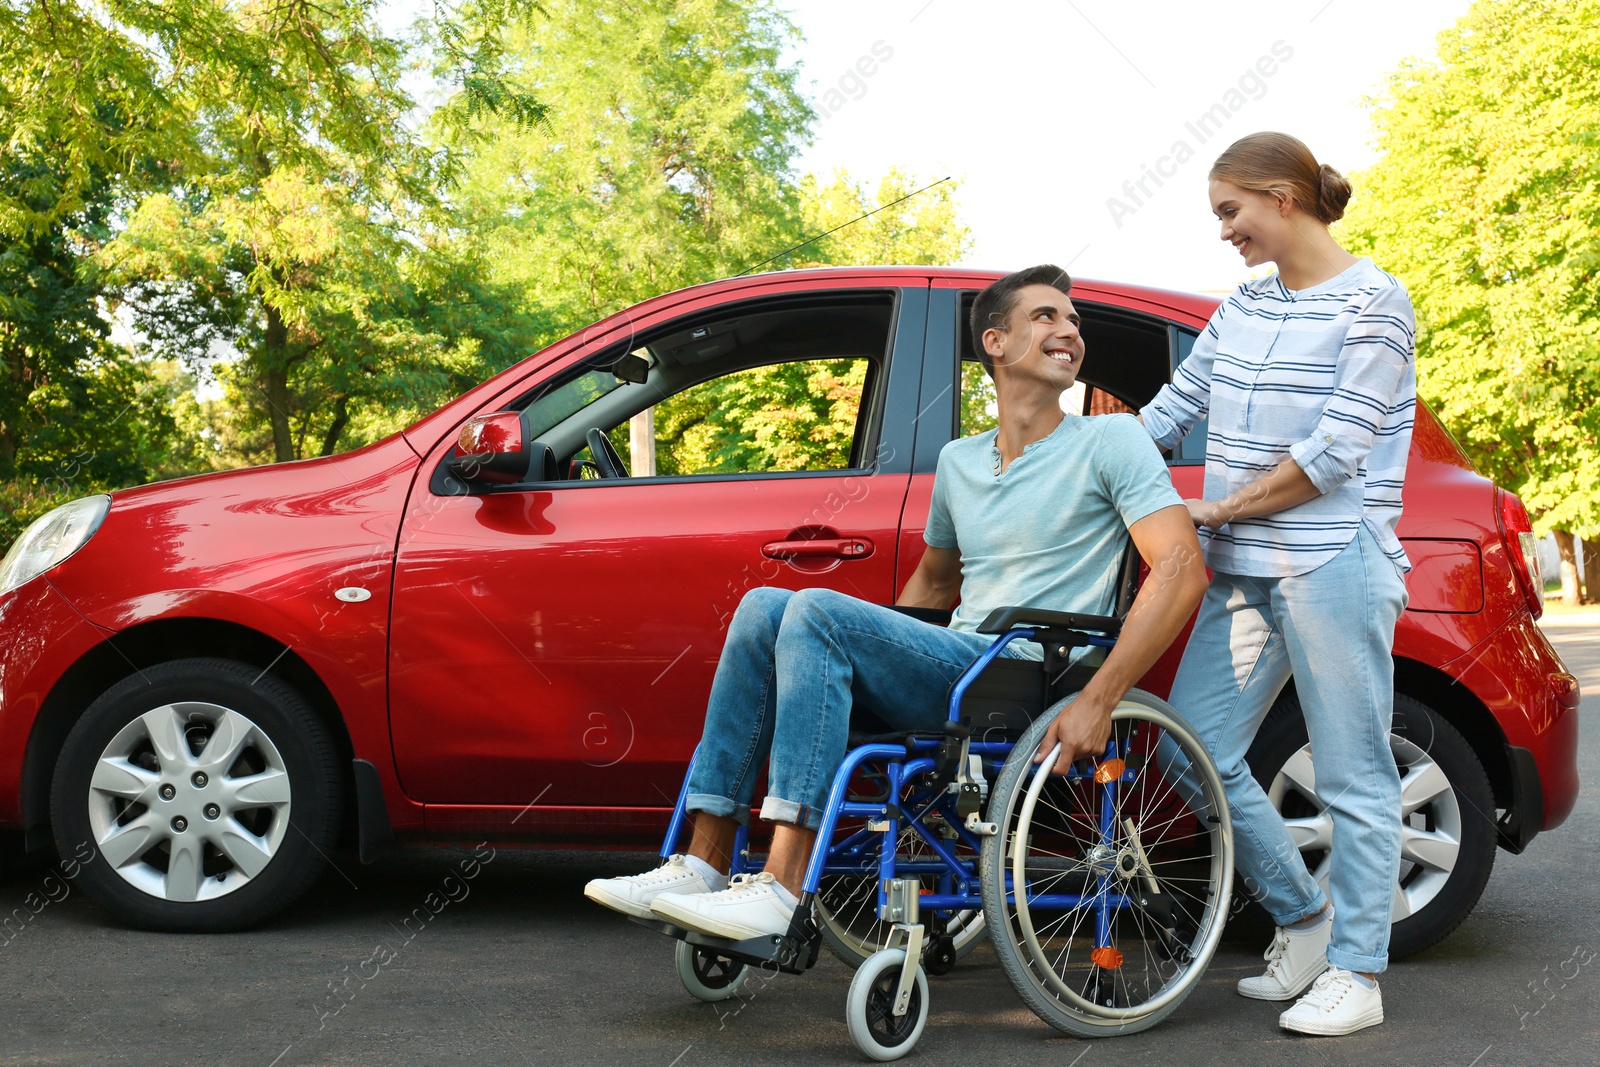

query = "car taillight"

[{"left": 1498, "top": 490, "right": 1543, "bottom": 618}]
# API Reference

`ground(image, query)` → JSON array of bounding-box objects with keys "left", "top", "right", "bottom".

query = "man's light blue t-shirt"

[{"left": 924, "top": 413, "right": 1182, "bottom": 657}]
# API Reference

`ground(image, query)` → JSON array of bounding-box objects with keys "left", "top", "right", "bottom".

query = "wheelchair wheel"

[
  {"left": 845, "top": 948, "right": 929, "bottom": 1061},
  {"left": 674, "top": 940, "right": 752, "bottom": 1003},
  {"left": 980, "top": 689, "right": 1232, "bottom": 1037},
  {"left": 816, "top": 763, "right": 986, "bottom": 969}
]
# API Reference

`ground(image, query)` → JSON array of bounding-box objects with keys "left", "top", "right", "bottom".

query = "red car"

[{"left": 0, "top": 268, "right": 1579, "bottom": 949}]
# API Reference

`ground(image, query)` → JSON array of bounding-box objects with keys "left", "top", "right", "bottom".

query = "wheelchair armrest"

[
  {"left": 886, "top": 605, "right": 954, "bottom": 626},
  {"left": 976, "top": 605, "right": 1123, "bottom": 636}
]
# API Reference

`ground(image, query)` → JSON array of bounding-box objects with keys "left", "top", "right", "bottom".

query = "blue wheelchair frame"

[{"left": 638, "top": 619, "right": 1137, "bottom": 976}]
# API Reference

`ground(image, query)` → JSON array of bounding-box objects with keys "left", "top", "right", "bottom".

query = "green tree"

[
  {"left": 789, "top": 169, "right": 969, "bottom": 269},
  {"left": 0, "top": 0, "right": 547, "bottom": 243},
  {"left": 91, "top": 0, "right": 487, "bottom": 465},
  {"left": 0, "top": 154, "right": 178, "bottom": 543},
  {"left": 4, "top": 1, "right": 550, "bottom": 468},
  {"left": 447, "top": 0, "right": 815, "bottom": 340},
  {"left": 1340, "top": 0, "right": 1600, "bottom": 540}
]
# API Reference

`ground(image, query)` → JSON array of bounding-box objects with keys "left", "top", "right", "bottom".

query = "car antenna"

[{"left": 733, "top": 175, "right": 952, "bottom": 277}]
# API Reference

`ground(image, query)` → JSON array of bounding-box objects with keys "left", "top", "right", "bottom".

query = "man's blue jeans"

[
  {"left": 685, "top": 587, "right": 1017, "bottom": 831},
  {"left": 1156, "top": 526, "right": 1408, "bottom": 974}
]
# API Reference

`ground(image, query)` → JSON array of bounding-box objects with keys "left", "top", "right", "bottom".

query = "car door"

[
  {"left": 386, "top": 285, "right": 928, "bottom": 825},
  {"left": 906, "top": 283, "right": 1208, "bottom": 696}
]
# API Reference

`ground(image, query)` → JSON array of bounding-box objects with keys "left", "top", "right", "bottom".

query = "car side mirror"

[{"left": 448, "top": 411, "right": 531, "bottom": 484}]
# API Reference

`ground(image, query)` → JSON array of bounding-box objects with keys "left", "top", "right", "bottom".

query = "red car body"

[{"left": 0, "top": 268, "right": 1579, "bottom": 912}]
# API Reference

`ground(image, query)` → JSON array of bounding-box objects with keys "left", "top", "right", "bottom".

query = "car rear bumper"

[{"left": 1448, "top": 612, "right": 1581, "bottom": 848}]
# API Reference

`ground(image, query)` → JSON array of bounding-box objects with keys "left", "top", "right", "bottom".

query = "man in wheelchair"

[{"left": 587, "top": 264, "right": 1209, "bottom": 944}]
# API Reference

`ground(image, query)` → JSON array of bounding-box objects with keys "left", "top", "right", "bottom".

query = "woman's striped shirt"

[{"left": 1141, "top": 257, "right": 1417, "bottom": 578}]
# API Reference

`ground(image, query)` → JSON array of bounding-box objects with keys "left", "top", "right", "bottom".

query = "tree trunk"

[
  {"left": 1553, "top": 529, "right": 1580, "bottom": 605},
  {"left": 319, "top": 394, "right": 350, "bottom": 457},
  {"left": 262, "top": 303, "right": 295, "bottom": 463},
  {"left": 1581, "top": 537, "right": 1600, "bottom": 606}
]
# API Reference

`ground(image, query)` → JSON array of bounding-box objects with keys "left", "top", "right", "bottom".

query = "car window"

[
  {"left": 526, "top": 368, "right": 626, "bottom": 439},
  {"left": 959, "top": 359, "right": 998, "bottom": 437},
  {"left": 515, "top": 291, "right": 894, "bottom": 480},
  {"left": 1084, "top": 388, "right": 1137, "bottom": 416},
  {"left": 604, "top": 357, "right": 871, "bottom": 476}
]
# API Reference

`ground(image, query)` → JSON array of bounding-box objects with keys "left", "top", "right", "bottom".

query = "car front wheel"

[
  {"left": 51, "top": 658, "right": 342, "bottom": 931},
  {"left": 1247, "top": 692, "right": 1497, "bottom": 959}
]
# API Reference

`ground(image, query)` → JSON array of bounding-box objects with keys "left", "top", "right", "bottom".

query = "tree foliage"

[
  {"left": 1340, "top": 0, "right": 1600, "bottom": 536},
  {"left": 448, "top": 0, "right": 816, "bottom": 338},
  {"left": 1, "top": 0, "right": 974, "bottom": 540}
]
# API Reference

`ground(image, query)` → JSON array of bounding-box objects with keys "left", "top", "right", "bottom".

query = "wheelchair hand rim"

[{"left": 1008, "top": 702, "right": 1233, "bottom": 1021}]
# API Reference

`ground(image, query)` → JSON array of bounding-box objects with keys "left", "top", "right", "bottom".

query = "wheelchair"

[{"left": 631, "top": 560, "right": 1234, "bottom": 1060}]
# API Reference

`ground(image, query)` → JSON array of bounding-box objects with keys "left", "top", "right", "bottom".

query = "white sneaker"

[
  {"left": 584, "top": 855, "right": 724, "bottom": 918},
  {"left": 650, "top": 871, "right": 796, "bottom": 940},
  {"left": 1237, "top": 913, "right": 1333, "bottom": 1000},
  {"left": 1279, "top": 967, "right": 1384, "bottom": 1035}
]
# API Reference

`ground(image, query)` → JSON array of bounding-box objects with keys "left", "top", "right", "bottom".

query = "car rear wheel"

[
  {"left": 1247, "top": 692, "right": 1497, "bottom": 958},
  {"left": 50, "top": 658, "right": 342, "bottom": 932}
]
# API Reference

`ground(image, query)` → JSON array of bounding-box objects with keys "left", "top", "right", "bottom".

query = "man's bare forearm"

[
  {"left": 896, "top": 571, "right": 959, "bottom": 609},
  {"left": 896, "top": 545, "right": 962, "bottom": 609}
]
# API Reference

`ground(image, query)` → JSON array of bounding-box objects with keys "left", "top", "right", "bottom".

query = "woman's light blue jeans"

[
  {"left": 685, "top": 587, "right": 1012, "bottom": 831},
  {"left": 1157, "top": 526, "right": 1408, "bottom": 974}
]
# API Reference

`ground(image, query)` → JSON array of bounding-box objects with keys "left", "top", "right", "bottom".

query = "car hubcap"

[
  {"left": 1268, "top": 732, "right": 1461, "bottom": 921},
  {"left": 86, "top": 702, "right": 292, "bottom": 902}
]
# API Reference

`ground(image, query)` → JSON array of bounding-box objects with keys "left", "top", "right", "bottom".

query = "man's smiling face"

[{"left": 985, "top": 283, "right": 1085, "bottom": 390}]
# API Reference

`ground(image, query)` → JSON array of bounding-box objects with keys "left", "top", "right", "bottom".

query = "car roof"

[{"left": 641, "top": 266, "right": 1221, "bottom": 322}]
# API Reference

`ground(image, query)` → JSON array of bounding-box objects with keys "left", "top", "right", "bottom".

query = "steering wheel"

[{"left": 585, "top": 427, "right": 628, "bottom": 479}]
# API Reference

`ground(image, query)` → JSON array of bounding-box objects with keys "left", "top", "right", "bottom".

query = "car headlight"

[{"left": 0, "top": 495, "right": 112, "bottom": 597}]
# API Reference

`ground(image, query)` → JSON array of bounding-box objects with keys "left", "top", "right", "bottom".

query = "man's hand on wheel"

[{"left": 1032, "top": 694, "right": 1114, "bottom": 775}]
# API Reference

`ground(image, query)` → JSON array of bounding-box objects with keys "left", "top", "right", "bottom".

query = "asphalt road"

[{"left": 3, "top": 624, "right": 1597, "bottom": 1067}]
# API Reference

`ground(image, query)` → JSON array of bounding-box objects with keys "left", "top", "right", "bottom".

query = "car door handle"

[{"left": 762, "top": 537, "right": 875, "bottom": 560}]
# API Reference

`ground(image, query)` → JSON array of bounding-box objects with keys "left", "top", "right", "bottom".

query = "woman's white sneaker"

[
  {"left": 1279, "top": 967, "right": 1384, "bottom": 1035},
  {"left": 650, "top": 871, "right": 796, "bottom": 940},
  {"left": 584, "top": 855, "right": 725, "bottom": 918},
  {"left": 1237, "top": 915, "right": 1333, "bottom": 1000}
]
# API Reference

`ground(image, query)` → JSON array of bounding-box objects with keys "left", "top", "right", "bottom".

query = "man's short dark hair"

[{"left": 970, "top": 264, "right": 1073, "bottom": 379}]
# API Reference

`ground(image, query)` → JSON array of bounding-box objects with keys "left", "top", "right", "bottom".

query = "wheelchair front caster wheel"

[
  {"left": 675, "top": 940, "right": 751, "bottom": 1003},
  {"left": 924, "top": 937, "right": 958, "bottom": 977},
  {"left": 846, "top": 948, "right": 929, "bottom": 1061}
]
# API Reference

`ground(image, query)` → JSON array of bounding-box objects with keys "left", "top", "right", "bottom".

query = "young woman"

[{"left": 1140, "top": 131, "right": 1416, "bottom": 1036}]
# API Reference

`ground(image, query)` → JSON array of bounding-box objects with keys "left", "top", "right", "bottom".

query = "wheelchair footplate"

[{"left": 627, "top": 906, "right": 823, "bottom": 975}]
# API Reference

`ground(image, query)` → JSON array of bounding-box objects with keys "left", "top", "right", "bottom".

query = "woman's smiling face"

[{"left": 1209, "top": 178, "right": 1288, "bottom": 269}]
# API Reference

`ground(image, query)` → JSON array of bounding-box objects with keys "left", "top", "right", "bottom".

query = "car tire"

[
  {"left": 1247, "top": 691, "right": 1497, "bottom": 959},
  {"left": 50, "top": 658, "right": 342, "bottom": 932}
]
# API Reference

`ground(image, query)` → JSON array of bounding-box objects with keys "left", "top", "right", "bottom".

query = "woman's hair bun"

[{"left": 1317, "top": 163, "right": 1352, "bottom": 223}]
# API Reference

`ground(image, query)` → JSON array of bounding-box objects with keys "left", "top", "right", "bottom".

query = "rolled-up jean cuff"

[
  {"left": 1278, "top": 891, "right": 1331, "bottom": 928},
  {"left": 1327, "top": 947, "right": 1388, "bottom": 975},
  {"left": 760, "top": 796, "right": 821, "bottom": 831},
  {"left": 686, "top": 793, "right": 746, "bottom": 826}
]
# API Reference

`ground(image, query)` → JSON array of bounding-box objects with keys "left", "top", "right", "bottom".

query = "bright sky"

[{"left": 781, "top": 0, "right": 1474, "bottom": 293}]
